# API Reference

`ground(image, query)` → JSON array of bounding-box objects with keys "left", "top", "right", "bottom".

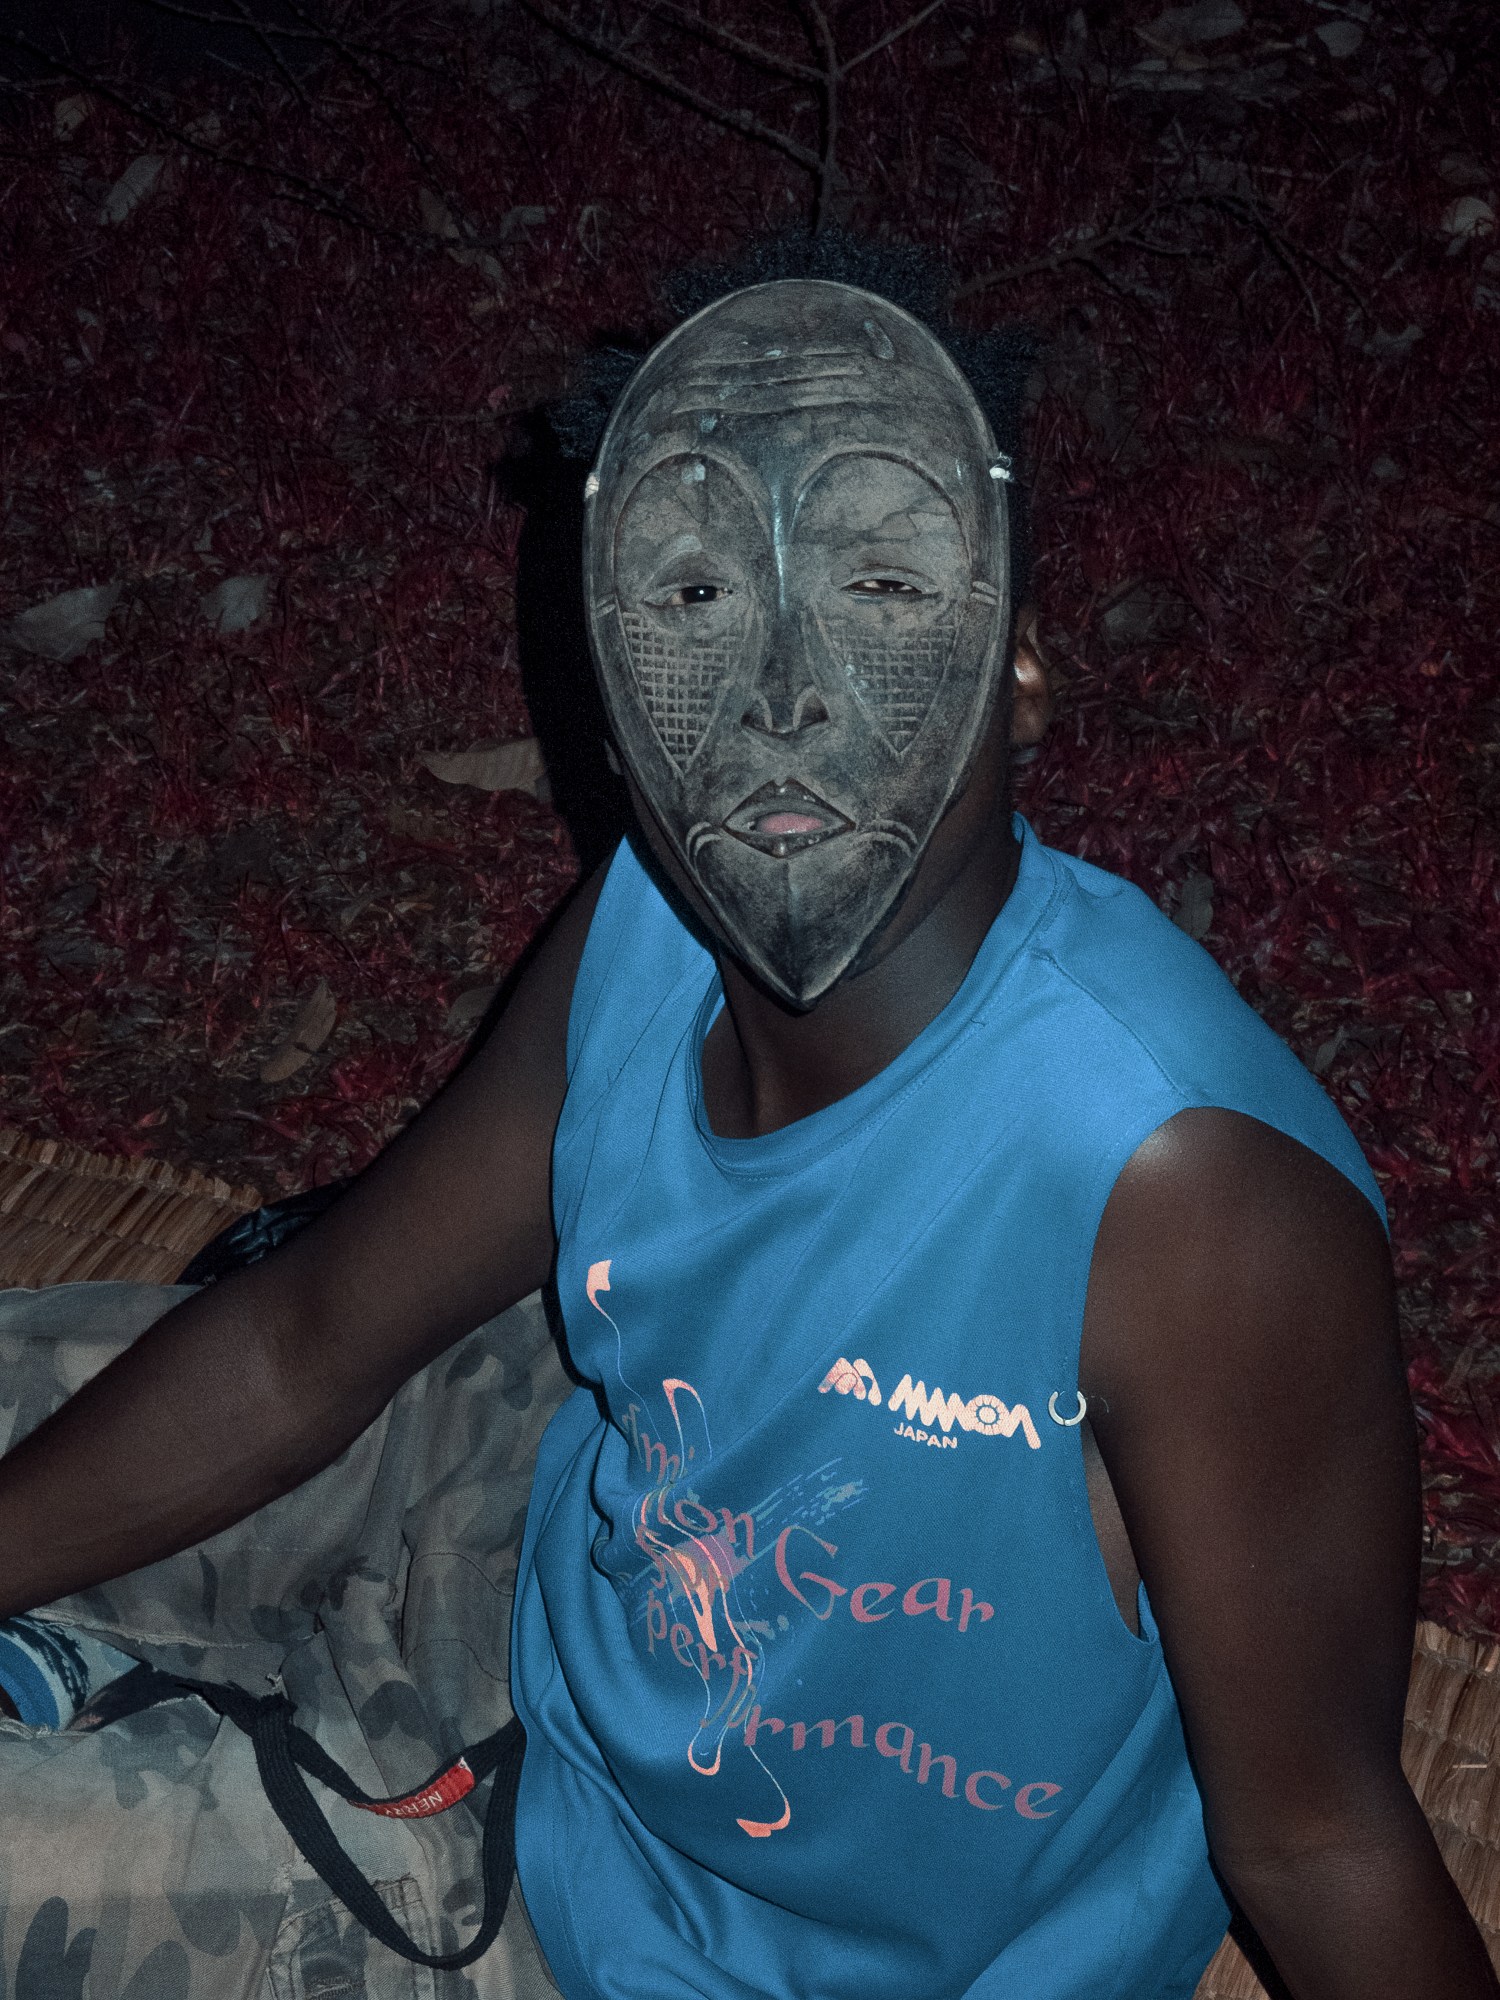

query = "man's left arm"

[{"left": 1081, "top": 1106, "right": 1499, "bottom": 2000}]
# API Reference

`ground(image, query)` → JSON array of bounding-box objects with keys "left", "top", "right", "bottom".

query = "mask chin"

[
  {"left": 686, "top": 677, "right": 1012, "bottom": 1010},
  {"left": 622, "top": 768, "right": 913, "bottom": 1011},
  {"left": 689, "top": 820, "right": 927, "bottom": 1011}
]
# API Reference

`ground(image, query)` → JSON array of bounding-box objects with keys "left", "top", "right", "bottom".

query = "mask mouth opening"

[{"left": 723, "top": 780, "right": 853, "bottom": 859}]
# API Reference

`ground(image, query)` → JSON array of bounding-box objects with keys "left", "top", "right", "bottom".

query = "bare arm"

[
  {"left": 1082, "top": 1107, "right": 1498, "bottom": 2000},
  {"left": 0, "top": 866, "right": 605, "bottom": 1620}
]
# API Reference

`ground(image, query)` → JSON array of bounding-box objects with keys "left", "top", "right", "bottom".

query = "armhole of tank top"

[
  {"left": 1055, "top": 1098, "right": 1195, "bottom": 1657},
  {"left": 1058, "top": 1447, "right": 1160, "bottom": 1657}
]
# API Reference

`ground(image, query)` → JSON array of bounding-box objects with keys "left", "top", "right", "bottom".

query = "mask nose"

[{"left": 741, "top": 648, "right": 830, "bottom": 738}]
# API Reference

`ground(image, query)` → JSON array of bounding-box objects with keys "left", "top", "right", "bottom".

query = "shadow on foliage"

[{"left": 492, "top": 411, "right": 631, "bottom": 884}]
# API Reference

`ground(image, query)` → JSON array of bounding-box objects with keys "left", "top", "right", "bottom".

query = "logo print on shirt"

[
  {"left": 819, "top": 1358, "right": 1043, "bottom": 1451},
  {"left": 588, "top": 1259, "right": 790, "bottom": 1837},
  {"left": 586, "top": 1264, "right": 1066, "bottom": 1838}
]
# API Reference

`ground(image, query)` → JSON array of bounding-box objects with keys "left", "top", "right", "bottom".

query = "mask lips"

[{"left": 723, "top": 780, "right": 854, "bottom": 859}]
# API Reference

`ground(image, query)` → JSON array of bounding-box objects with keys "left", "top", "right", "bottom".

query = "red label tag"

[{"left": 353, "top": 1758, "right": 476, "bottom": 1819}]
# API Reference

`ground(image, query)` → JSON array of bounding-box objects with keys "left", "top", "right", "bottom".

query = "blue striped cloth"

[{"left": 0, "top": 1616, "right": 138, "bottom": 1729}]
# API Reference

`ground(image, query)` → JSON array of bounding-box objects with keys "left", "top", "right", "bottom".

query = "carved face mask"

[{"left": 584, "top": 278, "right": 1012, "bottom": 1008}]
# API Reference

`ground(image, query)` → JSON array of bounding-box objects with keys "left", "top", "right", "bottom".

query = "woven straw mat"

[
  {"left": 0, "top": 1124, "right": 260, "bottom": 1288},
  {"left": 0, "top": 1126, "right": 1495, "bottom": 1987}
]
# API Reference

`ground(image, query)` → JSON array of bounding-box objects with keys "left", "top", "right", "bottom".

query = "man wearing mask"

[{"left": 0, "top": 269, "right": 1493, "bottom": 2000}]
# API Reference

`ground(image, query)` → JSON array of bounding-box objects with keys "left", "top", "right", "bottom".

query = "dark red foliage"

[{"left": 1, "top": 1, "right": 1496, "bottom": 1632}]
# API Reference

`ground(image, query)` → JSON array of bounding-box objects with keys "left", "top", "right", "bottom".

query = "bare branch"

[
  {"left": 792, "top": 0, "right": 840, "bottom": 86},
  {"left": 517, "top": 0, "right": 820, "bottom": 172},
  {"left": 789, "top": 0, "right": 839, "bottom": 231},
  {"left": 954, "top": 203, "right": 1168, "bottom": 300},
  {"left": 955, "top": 187, "right": 1371, "bottom": 325},
  {"left": 1191, "top": 188, "right": 1368, "bottom": 321},
  {"left": 842, "top": 0, "right": 950, "bottom": 75},
  {"left": 125, "top": 0, "right": 455, "bottom": 79},
  {"left": 1203, "top": 192, "right": 1321, "bottom": 328},
  {"left": 794, "top": 0, "right": 838, "bottom": 70},
  {"left": 222, "top": 0, "right": 311, "bottom": 106},
  {"left": 0, "top": 25, "right": 431, "bottom": 244},
  {"left": 277, "top": 0, "right": 480, "bottom": 241},
  {"left": 130, "top": 0, "right": 492, "bottom": 251},
  {"left": 634, "top": 0, "right": 821, "bottom": 84}
]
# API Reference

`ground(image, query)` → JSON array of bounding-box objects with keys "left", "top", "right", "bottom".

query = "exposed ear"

[{"left": 1011, "top": 606, "right": 1054, "bottom": 751}]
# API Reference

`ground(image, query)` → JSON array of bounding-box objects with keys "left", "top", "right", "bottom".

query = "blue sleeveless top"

[{"left": 511, "top": 814, "right": 1387, "bottom": 2000}]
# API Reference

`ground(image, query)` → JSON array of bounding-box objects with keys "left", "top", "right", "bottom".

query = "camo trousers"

[{"left": 0, "top": 1281, "right": 573, "bottom": 2000}]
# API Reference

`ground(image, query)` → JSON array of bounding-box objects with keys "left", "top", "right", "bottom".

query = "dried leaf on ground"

[
  {"left": 445, "top": 984, "right": 499, "bottom": 1032},
  {"left": 200, "top": 574, "right": 271, "bottom": 633},
  {"left": 387, "top": 803, "right": 453, "bottom": 842},
  {"left": 1098, "top": 580, "right": 1191, "bottom": 648},
  {"left": 1139, "top": 1, "right": 1245, "bottom": 51},
  {"left": 1364, "top": 323, "right": 1424, "bottom": 360},
  {"left": 1440, "top": 155, "right": 1490, "bottom": 188},
  {"left": 1314, "top": 20, "right": 1365, "bottom": 58},
  {"left": 420, "top": 736, "right": 548, "bottom": 796},
  {"left": 100, "top": 155, "right": 166, "bottom": 225},
  {"left": 1172, "top": 873, "right": 1216, "bottom": 942},
  {"left": 258, "top": 980, "right": 337, "bottom": 1085},
  {"left": 1313, "top": 1025, "right": 1348, "bottom": 1076},
  {"left": 419, "top": 187, "right": 462, "bottom": 240},
  {"left": 418, "top": 190, "right": 507, "bottom": 285},
  {"left": 54, "top": 95, "right": 94, "bottom": 139},
  {"left": 6, "top": 583, "right": 122, "bottom": 661},
  {"left": 1442, "top": 197, "right": 1496, "bottom": 244},
  {"left": 500, "top": 205, "right": 548, "bottom": 239}
]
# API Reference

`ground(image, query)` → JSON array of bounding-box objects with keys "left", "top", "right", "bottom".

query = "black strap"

[
  {"left": 101, "top": 1665, "right": 522, "bottom": 1971},
  {"left": 176, "top": 1180, "right": 352, "bottom": 1287}
]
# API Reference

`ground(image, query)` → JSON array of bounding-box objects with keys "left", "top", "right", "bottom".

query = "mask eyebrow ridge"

[
  {"left": 788, "top": 450, "right": 966, "bottom": 537},
  {"left": 656, "top": 534, "right": 704, "bottom": 562}
]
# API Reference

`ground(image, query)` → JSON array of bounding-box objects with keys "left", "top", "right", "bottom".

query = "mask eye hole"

[
  {"left": 642, "top": 581, "right": 734, "bottom": 611},
  {"left": 844, "top": 577, "right": 928, "bottom": 598}
]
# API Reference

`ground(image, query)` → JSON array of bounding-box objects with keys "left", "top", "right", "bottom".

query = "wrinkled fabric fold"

[{"left": 0, "top": 1280, "right": 570, "bottom": 2000}]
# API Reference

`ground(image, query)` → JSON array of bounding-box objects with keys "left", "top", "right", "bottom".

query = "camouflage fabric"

[{"left": 0, "top": 1280, "right": 573, "bottom": 2000}]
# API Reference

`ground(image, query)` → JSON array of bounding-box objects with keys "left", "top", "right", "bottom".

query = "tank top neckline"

[{"left": 687, "top": 813, "right": 1058, "bottom": 1176}]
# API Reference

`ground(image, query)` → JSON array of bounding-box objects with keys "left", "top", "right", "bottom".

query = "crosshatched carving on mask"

[
  {"left": 617, "top": 611, "right": 738, "bottom": 769},
  {"left": 833, "top": 622, "right": 958, "bottom": 754},
  {"left": 585, "top": 279, "right": 1012, "bottom": 1009}
]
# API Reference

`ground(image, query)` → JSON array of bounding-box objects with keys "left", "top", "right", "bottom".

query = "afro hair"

[{"left": 547, "top": 228, "right": 1039, "bottom": 604}]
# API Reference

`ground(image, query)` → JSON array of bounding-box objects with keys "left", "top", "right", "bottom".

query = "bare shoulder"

[
  {"left": 1072, "top": 1120, "right": 1422, "bottom": 1902},
  {"left": 1080, "top": 1105, "right": 1397, "bottom": 1426},
  {"left": 1106, "top": 1103, "right": 1383, "bottom": 1237}
]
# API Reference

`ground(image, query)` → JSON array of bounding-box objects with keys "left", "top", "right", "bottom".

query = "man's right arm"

[{"left": 0, "top": 865, "right": 607, "bottom": 1621}]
